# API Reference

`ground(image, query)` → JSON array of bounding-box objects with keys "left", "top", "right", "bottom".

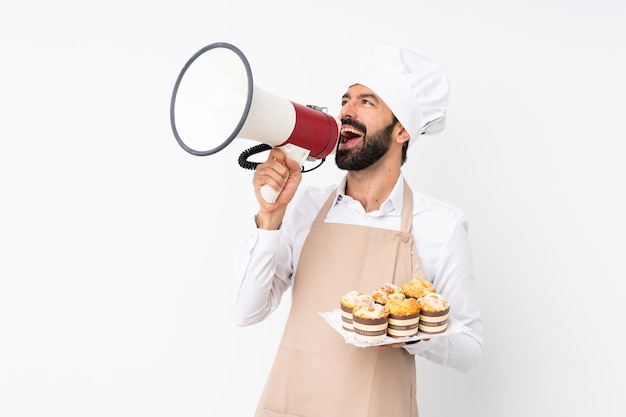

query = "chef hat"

[{"left": 354, "top": 45, "right": 450, "bottom": 145}]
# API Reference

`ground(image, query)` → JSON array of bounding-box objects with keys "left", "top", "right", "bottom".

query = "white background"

[{"left": 1, "top": 1, "right": 625, "bottom": 416}]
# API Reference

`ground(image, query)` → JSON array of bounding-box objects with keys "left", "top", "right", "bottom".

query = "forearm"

[
  {"left": 404, "top": 319, "right": 482, "bottom": 373},
  {"left": 230, "top": 226, "right": 292, "bottom": 327},
  {"left": 403, "top": 216, "right": 483, "bottom": 372}
]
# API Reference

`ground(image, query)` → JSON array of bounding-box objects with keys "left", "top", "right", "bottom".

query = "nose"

[{"left": 339, "top": 99, "right": 356, "bottom": 122}]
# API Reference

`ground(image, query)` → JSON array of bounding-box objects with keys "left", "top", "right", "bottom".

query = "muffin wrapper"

[
  {"left": 320, "top": 310, "right": 467, "bottom": 347},
  {"left": 340, "top": 304, "right": 355, "bottom": 331},
  {"left": 352, "top": 316, "right": 388, "bottom": 341},
  {"left": 387, "top": 313, "right": 420, "bottom": 337}
]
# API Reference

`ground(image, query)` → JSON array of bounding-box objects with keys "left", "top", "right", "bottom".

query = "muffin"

[
  {"left": 418, "top": 293, "right": 450, "bottom": 334},
  {"left": 386, "top": 297, "right": 421, "bottom": 338},
  {"left": 402, "top": 278, "right": 436, "bottom": 300},
  {"left": 372, "top": 283, "right": 404, "bottom": 305},
  {"left": 340, "top": 290, "right": 365, "bottom": 332},
  {"left": 352, "top": 298, "right": 389, "bottom": 342}
]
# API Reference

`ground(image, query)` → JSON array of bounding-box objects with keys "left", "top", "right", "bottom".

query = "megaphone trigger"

[{"left": 277, "top": 143, "right": 312, "bottom": 167}]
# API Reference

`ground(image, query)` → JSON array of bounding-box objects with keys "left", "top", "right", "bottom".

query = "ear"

[{"left": 395, "top": 123, "right": 411, "bottom": 145}]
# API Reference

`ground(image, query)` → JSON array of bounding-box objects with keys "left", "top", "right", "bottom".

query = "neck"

[{"left": 345, "top": 165, "right": 401, "bottom": 212}]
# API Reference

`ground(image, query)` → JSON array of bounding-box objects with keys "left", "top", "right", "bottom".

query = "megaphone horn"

[{"left": 169, "top": 42, "right": 340, "bottom": 203}]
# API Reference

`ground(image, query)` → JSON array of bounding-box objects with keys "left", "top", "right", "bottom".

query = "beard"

[{"left": 335, "top": 119, "right": 396, "bottom": 171}]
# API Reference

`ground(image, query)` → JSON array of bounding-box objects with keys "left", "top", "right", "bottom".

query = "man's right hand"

[{"left": 253, "top": 148, "right": 302, "bottom": 230}]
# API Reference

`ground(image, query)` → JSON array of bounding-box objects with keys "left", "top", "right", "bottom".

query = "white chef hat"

[{"left": 354, "top": 45, "right": 450, "bottom": 145}]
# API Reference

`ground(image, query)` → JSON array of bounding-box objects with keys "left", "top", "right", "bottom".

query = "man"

[{"left": 231, "top": 45, "right": 483, "bottom": 417}]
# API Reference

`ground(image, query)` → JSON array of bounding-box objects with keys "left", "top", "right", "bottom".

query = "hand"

[
  {"left": 253, "top": 148, "right": 302, "bottom": 229},
  {"left": 379, "top": 342, "right": 407, "bottom": 349},
  {"left": 378, "top": 338, "right": 430, "bottom": 350}
]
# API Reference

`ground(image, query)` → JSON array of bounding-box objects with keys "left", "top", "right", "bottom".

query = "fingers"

[
  {"left": 255, "top": 158, "right": 288, "bottom": 194},
  {"left": 252, "top": 148, "right": 303, "bottom": 207},
  {"left": 253, "top": 151, "right": 288, "bottom": 192},
  {"left": 378, "top": 342, "right": 406, "bottom": 350}
]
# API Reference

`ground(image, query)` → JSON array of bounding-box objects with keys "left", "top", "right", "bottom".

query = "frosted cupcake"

[
  {"left": 418, "top": 293, "right": 450, "bottom": 334},
  {"left": 352, "top": 298, "right": 389, "bottom": 342},
  {"left": 386, "top": 297, "right": 421, "bottom": 338}
]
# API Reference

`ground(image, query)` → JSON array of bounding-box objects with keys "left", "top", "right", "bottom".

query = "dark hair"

[{"left": 401, "top": 140, "right": 409, "bottom": 165}]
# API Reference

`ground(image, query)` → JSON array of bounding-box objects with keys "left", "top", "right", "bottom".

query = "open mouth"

[{"left": 340, "top": 126, "right": 364, "bottom": 144}]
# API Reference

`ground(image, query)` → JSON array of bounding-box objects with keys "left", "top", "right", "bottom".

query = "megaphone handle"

[{"left": 260, "top": 144, "right": 311, "bottom": 204}]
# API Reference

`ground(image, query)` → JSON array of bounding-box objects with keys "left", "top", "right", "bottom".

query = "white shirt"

[{"left": 231, "top": 173, "right": 483, "bottom": 373}]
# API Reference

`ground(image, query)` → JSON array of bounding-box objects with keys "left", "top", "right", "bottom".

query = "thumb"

[{"left": 285, "top": 157, "right": 303, "bottom": 179}]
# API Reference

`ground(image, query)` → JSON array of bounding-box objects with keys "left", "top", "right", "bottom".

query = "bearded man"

[{"left": 231, "top": 45, "right": 483, "bottom": 417}]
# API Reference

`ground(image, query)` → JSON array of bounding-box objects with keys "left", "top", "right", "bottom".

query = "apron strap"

[
  {"left": 314, "top": 188, "right": 337, "bottom": 223},
  {"left": 314, "top": 179, "right": 414, "bottom": 232},
  {"left": 401, "top": 180, "right": 414, "bottom": 234}
]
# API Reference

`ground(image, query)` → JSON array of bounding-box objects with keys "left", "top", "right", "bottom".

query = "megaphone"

[{"left": 170, "top": 42, "right": 340, "bottom": 203}]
